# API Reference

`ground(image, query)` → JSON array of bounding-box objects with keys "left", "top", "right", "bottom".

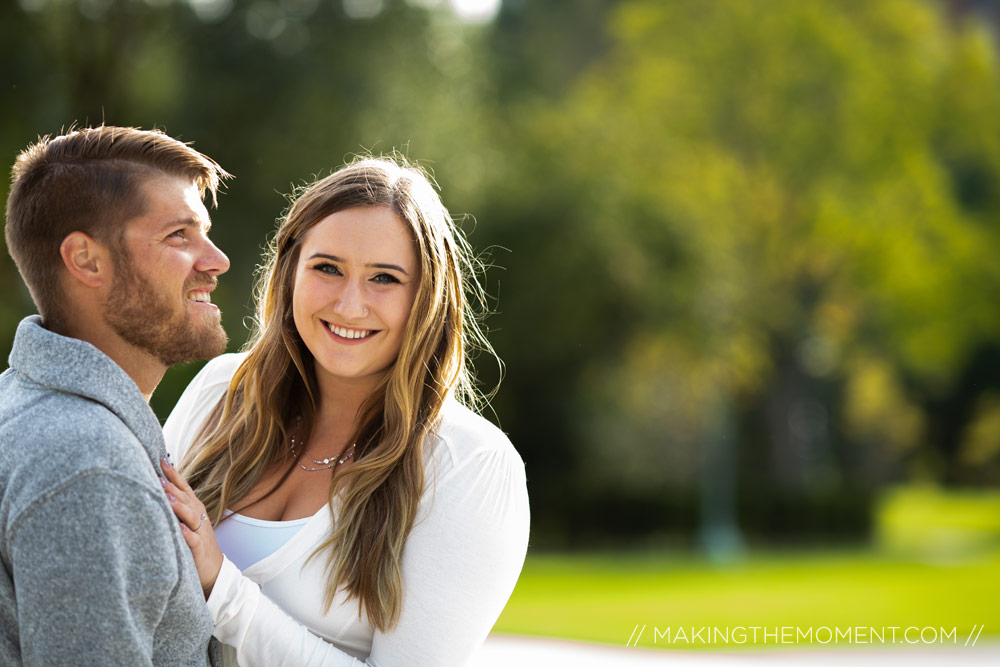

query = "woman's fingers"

[
  {"left": 161, "top": 457, "right": 197, "bottom": 495},
  {"left": 160, "top": 459, "right": 207, "bottom": 531},
  {"left": 181, "top": 513, "right": 224, "bottom": 595},
  {"left": 165, "top": 484, "right": 204, "bottom": 529},
  {"left": 160, "top": 460, "right": 190, "bottom": 503},
  {"left": 159, "top": 459, "right": 223, "bottom": 596}
]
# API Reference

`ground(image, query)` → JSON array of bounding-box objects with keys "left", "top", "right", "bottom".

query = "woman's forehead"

[{"left": 300, "top": 206, "right": 418, "bottom": 269}]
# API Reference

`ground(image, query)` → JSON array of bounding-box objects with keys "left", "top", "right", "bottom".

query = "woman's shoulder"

[
  {"left": 163, "top": 352, "right": 247, "bottom": 461},
  {"left": 175, "top": 351, "right": 246, "bottom": 410},
  {"left": 426, "top": 398, "right": 524, "bottom": 481},
  {"left": 194, "top": 351, "right": 247, "bottom": 387},
  {"left": 419, "top": 399, "right": 528, "bottom": 528}
]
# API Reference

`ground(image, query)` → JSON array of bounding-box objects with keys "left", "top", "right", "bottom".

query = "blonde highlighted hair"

[{"left": 180, "top": 156, "right": 495, "bottom": 630}]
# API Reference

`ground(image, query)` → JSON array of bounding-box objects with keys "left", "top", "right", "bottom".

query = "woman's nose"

[{"left": 332, "top": 281, "right": 368, "bottom": 320}]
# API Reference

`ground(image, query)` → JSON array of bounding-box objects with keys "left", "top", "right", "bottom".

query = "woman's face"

[{"left": 292, "top": 205, "right": 420, "bottom": 392}]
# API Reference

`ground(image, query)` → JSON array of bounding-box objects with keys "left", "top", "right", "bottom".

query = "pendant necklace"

[{"left": 288, "top": 417, "right": 356, "bottom": 472}]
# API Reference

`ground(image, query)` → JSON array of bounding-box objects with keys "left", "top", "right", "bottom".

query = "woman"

[{"left": 160, "top": 157, "right": 529, "bottom": 666}]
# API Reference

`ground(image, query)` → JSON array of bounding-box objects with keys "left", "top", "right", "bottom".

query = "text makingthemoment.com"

[{"left": 625, "top": 624, "right": 986, "bottom": 648}]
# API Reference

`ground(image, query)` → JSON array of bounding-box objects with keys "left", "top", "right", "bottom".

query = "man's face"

[{"left": 104, "top": 175, "right": 230, "bottom": 366}]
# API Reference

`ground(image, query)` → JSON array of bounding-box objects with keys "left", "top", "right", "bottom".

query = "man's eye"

[{"left": 168, "top": 229, "right": 186, "bottom": 240}]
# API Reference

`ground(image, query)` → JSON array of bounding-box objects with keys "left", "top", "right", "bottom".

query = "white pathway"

[{"left": 478, "top": 635, "right": 1000, "bottom": 667}]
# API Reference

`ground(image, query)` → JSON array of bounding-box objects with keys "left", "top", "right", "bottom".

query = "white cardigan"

[{"left": 163, "top": 353, "right": 530, "bottom": 667}]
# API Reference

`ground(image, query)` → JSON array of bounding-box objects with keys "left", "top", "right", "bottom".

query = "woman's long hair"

[{"left": 179, "top": 156, "right": 495, "bottom": 630}]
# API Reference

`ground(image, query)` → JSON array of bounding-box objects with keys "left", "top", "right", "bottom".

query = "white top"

[
  {"left": 214, "top": 511, "right": 310, "bottom": 571},
  {"left": 163, "top": 353, "right": 530, "bottom": 667}
]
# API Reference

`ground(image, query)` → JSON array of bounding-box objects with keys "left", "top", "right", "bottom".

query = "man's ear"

[{"left": 59, "top": 231, "right": 111, "bottom": 288}]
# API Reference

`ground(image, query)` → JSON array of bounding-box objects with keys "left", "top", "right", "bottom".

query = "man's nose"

[{"left": 196, "top": 237, "right": 230, "bottom": 276}]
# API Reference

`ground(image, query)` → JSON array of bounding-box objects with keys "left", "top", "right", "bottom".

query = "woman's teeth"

[{"left": 327, "top": 323, "right": 373, "bottom": 339}]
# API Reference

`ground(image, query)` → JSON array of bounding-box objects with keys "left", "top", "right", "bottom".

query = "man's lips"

[{"left": 186, "top": 283, "right": 217, "bottom": 306}]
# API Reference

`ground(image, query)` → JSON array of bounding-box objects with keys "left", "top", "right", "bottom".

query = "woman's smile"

[{"left": 323, "top": 321, "right": 379, "bottom": 342}]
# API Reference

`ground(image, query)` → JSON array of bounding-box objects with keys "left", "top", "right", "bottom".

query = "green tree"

[{"left": 478, "top": 0, "right": 1000, "bottom": 544}]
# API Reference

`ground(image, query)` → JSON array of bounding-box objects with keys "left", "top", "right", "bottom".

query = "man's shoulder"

[
  {"left": 0, "top": 368, "right": 136, "bottom": 453},
  {"left": 0, "top": 371, "right": 155, "bottom": 522}
]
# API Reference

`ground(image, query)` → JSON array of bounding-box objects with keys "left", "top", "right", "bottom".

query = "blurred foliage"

[
  {"left": 878, "top": 485, "right": 1000, "bottom": 556},
  {"left": 479, "top": 0, "right": 1000, "bottom": 545},
  {"left": 2, "top": 0, "right": 1000, "bottom": 547}
]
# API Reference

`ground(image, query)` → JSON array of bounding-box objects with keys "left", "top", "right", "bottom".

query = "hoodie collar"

[{"left": 8, "top": 315, "right": 167, "bottom": 467}]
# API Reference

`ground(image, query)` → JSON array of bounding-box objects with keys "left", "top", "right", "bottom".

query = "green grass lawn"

[{"left": 493, "top": 548, "right": 1000, "bottom": 650}]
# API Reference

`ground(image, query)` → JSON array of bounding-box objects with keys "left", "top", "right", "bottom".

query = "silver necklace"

[{"left": 288, "top": 420, "right": 357, "bottom": 472}]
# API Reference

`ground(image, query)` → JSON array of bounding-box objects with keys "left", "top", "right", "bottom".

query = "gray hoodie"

[{"left": 0, "top": 316, "right": 218, "bottom": 666}]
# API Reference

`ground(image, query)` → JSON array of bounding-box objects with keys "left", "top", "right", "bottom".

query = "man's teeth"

[
  {"left": 188, "top": 291, "right": 211, "bottom": 303},
  {"left": 328, "top": 323, "right": 373, "bottom": 339}
]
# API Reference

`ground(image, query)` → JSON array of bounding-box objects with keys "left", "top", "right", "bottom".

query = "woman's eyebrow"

[
  {"left": 308, "top": 253, "right": 410, "bottom": 276},
  {"left": 369, "top": 262, "right": 409, "bottom": 275}
]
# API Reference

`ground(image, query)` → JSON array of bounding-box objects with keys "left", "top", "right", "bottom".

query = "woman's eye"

[
  {"left": 315, "top": 263, "right": 342, "bottom": 275},
  {"left": 372, "top": 273, "right": 400, "bottom": 285}
]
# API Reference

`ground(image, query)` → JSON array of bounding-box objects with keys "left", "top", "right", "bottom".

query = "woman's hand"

[{"left": 160, "top": 459, "right": 224, "bottom": 597}]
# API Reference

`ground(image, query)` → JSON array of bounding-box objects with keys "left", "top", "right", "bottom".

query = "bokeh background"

[{"left": 2, "top": 0, "right": 999, "bottom": 652}]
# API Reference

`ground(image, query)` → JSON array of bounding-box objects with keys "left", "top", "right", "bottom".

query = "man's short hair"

[{"left": 4, "top": 125, "right": 230, "bottom": 330}]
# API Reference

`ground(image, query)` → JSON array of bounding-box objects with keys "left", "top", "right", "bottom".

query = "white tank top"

[{"left": 214, "top": 511, "right": 310, "bottom": 570}]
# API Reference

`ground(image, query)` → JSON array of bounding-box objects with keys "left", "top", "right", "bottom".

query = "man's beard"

[{"left": 104, "top": 255, "right": 228, "bottom": 367}]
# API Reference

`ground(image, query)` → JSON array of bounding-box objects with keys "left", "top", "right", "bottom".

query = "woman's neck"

[{"left": 311, "top": 367, "right": 384, "bottom": 437}]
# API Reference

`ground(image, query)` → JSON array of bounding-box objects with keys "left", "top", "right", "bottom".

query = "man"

[{"left": 0, "top": 125, "right": 230, "bottom": 665}]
